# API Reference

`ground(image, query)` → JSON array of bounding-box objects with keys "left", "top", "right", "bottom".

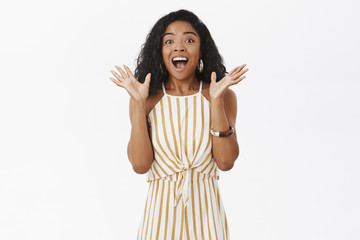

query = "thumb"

[
  {"left": 211, "top": 71, "right": 217, "bottom": 83},
  {"left": 144, "top": 73, "right": 151, "bottom": 85}
]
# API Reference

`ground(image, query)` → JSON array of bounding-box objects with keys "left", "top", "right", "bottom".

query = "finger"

[
  {"left": 231, "top": 68, "right": 249, "bottom": 80},
  {"left": 232, "top": 65, "right": 245, "bottom": 75},
  {"left": 229, "top": 64, "right": 246, "bottom": 76},
  {"left": 123, "top": 65, "right": 135, "bottom": 78},
  {"left": 230, "top": 75, "right": 246, "bottom": 86},
  {"left": 227, "top": 67, "right": 237, "bottom": 76},
  {"left": 232, "top": 64, "right": 246, "bottom": 74},
  {"left": 144, "top": 73, "right": 151, "bottom": 85},
  {"left": 228, "top": 67, "right": 240, "bottom": 77},
  {"left": 110, "top": 70, "right": 123, "bottom": 81},
  {"left": 114, "top": 65, "right": 128, "bottom": 79},
  {"left": 211, "top": 72, "right": 217, "bottom": 83},
  {"left": 109, "top": 77, "right": 125, "bottom": 87}
]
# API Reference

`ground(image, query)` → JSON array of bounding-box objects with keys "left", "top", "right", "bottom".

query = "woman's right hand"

[{"left": 110, "top": 65, "right": 151, "bottom": 102}]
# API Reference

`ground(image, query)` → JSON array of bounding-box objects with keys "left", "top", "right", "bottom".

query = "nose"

[{"left": 174, "top": 42, "right": 185, "bottom": 52}]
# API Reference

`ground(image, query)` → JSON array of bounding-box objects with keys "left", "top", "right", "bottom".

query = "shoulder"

[
  {"left": 145, "top": 91, "right": 164, "bottom": 115},
  {"left": 223, "top": 89, "right": 238, "bottom": 143},
  {"left": 223, "top": 88, "right": 238, "bottom": 124},
  {"left": 223, "top": 88, "right": 237, "bottom": 111},
  {"left": 224, "top": 88, "right": 237, "bottom": 105}
]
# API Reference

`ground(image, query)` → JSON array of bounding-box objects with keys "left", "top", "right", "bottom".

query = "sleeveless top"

[{"left": 146, "top": 80, "right": 220, "bottom": 207}]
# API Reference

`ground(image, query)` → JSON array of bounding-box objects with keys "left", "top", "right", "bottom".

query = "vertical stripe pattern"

[{"left": 137, "top": 81, "right": 229, "bottom": 239}]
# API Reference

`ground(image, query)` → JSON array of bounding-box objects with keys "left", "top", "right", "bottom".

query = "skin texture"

[
  {"left": 110, "top": 20, "right": 249, "bottom": 173},
  {"left": 162, "top": 21, "right": 201, "bottom": 90}
]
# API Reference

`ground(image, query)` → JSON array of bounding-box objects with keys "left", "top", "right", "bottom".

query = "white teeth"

[{"left": 172, "top": 57, "right": 188, "bottom": 61}]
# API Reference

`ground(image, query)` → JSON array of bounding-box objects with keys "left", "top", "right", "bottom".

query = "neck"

[{"left": 165, "top": 75, "right": 200, "bottom": 94}]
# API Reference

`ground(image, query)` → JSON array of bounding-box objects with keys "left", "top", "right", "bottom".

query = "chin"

[{"left": 167, "top": 67, "right": 197, "bottom": 81}]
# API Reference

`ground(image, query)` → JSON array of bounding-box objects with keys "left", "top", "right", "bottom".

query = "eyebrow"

[{"left": 163, "top": 31, "right": 198, "bottom": 37}]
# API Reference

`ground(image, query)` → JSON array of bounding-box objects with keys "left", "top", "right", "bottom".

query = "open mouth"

[{"left": 172, "top": 57, "right": 188, "bottom": 70}]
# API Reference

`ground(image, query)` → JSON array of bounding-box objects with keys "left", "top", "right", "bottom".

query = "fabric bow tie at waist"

[
  {"left": 151, "top": 167, "right": 217, "bottom": 208},
  {"left": 174, "top": 167, "right": 192, "bottom": 207}
]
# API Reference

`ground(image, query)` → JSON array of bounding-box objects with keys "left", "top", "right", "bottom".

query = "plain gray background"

[{"left": 1, "top": 0, "right": 359, "bottom": 239}]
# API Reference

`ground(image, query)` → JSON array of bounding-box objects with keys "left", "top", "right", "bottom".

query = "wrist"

[
  {"left": 130, "top": 98, "right": 146, "bottom": 113},
  {"left": 211, "top": 97, "right": 224, "bottom": 107},
  {"left": 130, "top": 97, "right": 146, "bottom": 105}
]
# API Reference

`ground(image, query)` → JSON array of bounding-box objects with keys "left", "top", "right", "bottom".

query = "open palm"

[
  {"left": 209, "top": 64, "right": 249, "bottom": 100},
  {"left": 110, "top": 65, "right": 151, "bottom": 102}
]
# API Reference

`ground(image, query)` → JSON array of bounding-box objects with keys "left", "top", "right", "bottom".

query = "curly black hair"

[{"left": 134, "top": 9, "right": 227, "bottom": 96}]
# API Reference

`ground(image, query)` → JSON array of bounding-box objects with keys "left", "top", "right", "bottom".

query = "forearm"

[
  {"left": 211, "top": 98, "right": 239, "bottom": 171},
  {"left": 127, "top": 100, "right": 154, "bottom": 174}
]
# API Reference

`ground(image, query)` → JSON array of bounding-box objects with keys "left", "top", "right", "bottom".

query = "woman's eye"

[
  {"left": 165, "top": 40, "right": 173, "bottom": 44},
  {"left": 185, "top": 39, "right": 194, "bottom": 43}
]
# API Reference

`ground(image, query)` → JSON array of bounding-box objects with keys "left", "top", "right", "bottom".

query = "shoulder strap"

[{"left": 161, "top": 82, "right": 167, "bottom": 95}]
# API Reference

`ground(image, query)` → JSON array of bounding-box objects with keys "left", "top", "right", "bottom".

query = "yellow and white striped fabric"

[{"left": 137, "top": 81, "right": 229, "bottom": 239}]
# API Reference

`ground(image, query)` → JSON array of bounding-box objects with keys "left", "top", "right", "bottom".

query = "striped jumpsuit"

[{"left": 137, "top": 80, "right": 229, "bottom": 239}]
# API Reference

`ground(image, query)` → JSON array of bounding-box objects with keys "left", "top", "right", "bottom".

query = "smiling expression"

[{"left": 162, "top": 20, "right": 201, "bottom": 81}]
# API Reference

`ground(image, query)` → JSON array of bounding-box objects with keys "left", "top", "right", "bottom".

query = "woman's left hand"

[{"left": 209, "top": 64, "right": 249, "bottom": 100}]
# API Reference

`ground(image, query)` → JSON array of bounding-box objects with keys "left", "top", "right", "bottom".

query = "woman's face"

[{"left": 162, "top": 20, "right": 201, "bottom": 81}]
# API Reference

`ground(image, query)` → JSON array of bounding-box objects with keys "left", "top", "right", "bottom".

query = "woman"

[{"left": 110, "top": 9, "right": 248, "bottom": 240}]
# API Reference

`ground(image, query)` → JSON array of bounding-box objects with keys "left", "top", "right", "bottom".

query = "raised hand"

[
  {"left": 209, "top": 64, "right": 249, "bottom": 100},
  {"left": 110, "top": 65, "right": 151, "bottom": 102}
]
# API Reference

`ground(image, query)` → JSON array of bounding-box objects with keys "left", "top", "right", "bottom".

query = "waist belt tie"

[{"left": 174, "top": 167, "right": 192, "bottom": 207}]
